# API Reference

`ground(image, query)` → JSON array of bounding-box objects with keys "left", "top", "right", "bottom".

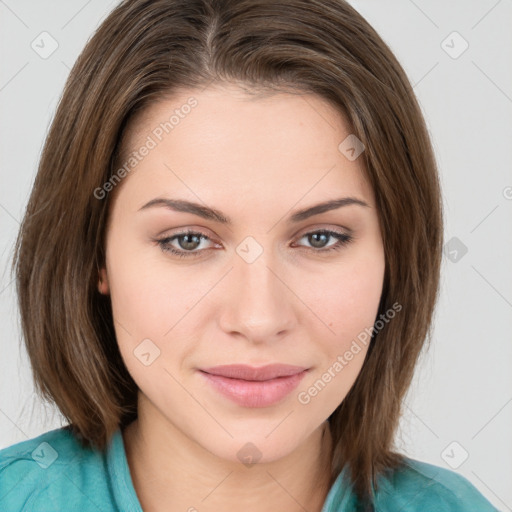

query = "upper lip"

[{"left": 199, "top": 364, "right": 308, "bottom": 381}]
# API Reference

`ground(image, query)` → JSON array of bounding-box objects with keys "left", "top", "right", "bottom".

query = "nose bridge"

[{"left": 218, "top": 240, "right": 296, "bottom": 340}]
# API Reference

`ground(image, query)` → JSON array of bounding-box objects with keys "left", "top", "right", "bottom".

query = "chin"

[{"left": 198, "top": 423, "right": 308, "bottom": 467}]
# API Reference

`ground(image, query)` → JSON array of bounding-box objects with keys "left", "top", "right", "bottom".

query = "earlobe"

[{"left": 97, "top": 267, "right": 110, "bottom": 295}]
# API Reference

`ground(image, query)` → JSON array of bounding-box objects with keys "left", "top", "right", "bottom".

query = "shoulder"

[
  {"left": 373, "top": 455, "right": 499, "bottom": 511},
  {"left": 0, "top": 426, "right": 116, "bottom": 512}
]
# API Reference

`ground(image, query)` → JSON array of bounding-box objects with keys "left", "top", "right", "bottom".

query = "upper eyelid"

[{"left": 161, "top": 222, "right": 352, "bottom": 237}]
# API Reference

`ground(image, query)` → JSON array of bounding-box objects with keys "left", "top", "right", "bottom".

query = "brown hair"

[{"left": 11, "top": 0, "right": 443, "bottom": 506}]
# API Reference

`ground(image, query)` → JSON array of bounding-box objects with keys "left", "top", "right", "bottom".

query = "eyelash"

[{"left": 155, "top": 229, "right": 353, "bottom": 259}]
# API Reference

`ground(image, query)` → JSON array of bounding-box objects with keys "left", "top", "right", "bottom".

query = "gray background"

[{"left": 1, "top": 1, "right": 511, "bottom": 510}]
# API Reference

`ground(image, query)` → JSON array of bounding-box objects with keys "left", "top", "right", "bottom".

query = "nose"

[{"left": 217, "top": 248, "right": 297, "bottom": 344}]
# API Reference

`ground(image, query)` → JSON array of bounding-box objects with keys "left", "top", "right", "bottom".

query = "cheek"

[
  {"left": 294, "top": 255, "right": 384, "bottom": 410},
  {"left": 105, "top": 240, "right": 203, "bottom": 380},
  {"left": 107, "top": 267, "right": 191, "bottom": 395},
  {"left": 299, "top": 249, "right": 385, "bottom": 345},
  {"left": 106, "top": 237, "right": 205, "bottom": 336}
]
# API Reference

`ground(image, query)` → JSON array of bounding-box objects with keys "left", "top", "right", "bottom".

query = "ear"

[{"left": 97, "top": 267, "right": 110, "bottom": 295}]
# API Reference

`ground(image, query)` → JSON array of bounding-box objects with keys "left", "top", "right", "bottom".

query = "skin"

[{"left": 98, "top": 83, "right": 385, "bottom": 512}]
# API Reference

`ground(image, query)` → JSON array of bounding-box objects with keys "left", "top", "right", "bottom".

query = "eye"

[
  {"left": 293, "top": 229, "right": 353, "bottom": 253},
  {"left": 155, "top": 228, "right": 353, "bottom": 258},
  {"left": 155, "top": 230, "right": 215, "bottom": 258}
]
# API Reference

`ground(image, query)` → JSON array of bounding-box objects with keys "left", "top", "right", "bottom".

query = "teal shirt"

[{"left": 0, "top": 426, "right": 499, "bottom": 511}]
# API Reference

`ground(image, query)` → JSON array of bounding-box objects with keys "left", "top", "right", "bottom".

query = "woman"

[{"left": 0, "top": 0, "right": 499, "bottom": 511}]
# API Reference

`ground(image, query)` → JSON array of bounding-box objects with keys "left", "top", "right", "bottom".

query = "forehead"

[{"left": 115, "top": 84, "right": 374, "bottom": 209}]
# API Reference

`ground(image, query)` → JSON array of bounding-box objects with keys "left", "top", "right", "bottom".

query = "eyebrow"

[{"left": 138, "top": 196, "right": 370, "bottom": 224}]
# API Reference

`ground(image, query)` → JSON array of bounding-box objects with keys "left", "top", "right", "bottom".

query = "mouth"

[
  {"left": 200, "top": 363, "right": 308, "bottom": 380},
  {"left": 198, "top": 364, "right": 309, "bottom": 408}
]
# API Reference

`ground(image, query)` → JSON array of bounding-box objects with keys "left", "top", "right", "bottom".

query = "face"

[{"left": 98, "top": 83, "right": 385, "bottom": 464}]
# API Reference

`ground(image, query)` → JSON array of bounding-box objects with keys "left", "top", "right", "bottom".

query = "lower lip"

[{"left": 199, "top": 370, "right": 308, "bottom": 408}]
